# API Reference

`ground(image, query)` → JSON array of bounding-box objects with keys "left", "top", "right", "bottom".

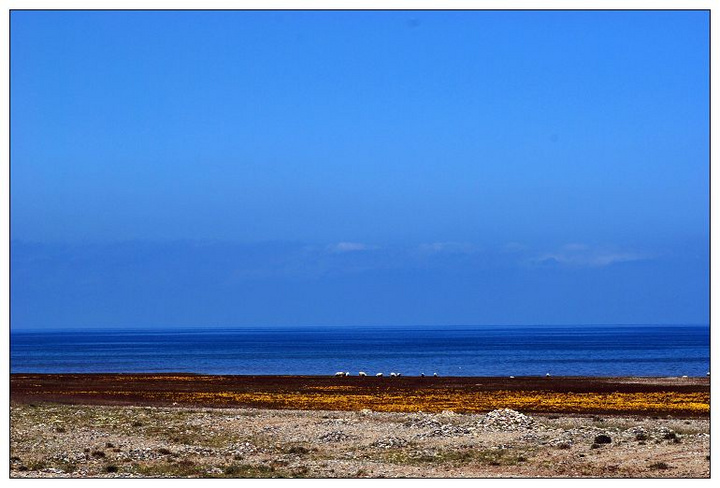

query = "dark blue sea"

[{"left": 10, "top": 325, "right": 710, "bottom": 377}]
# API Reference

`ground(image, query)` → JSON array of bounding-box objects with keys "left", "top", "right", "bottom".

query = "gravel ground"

[{"left": 10, "top": 403, "right": 710, "bottom": 478}]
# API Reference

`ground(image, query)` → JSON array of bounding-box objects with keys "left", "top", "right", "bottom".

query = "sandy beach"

[{"left": 9, "top": 374, "right": 710, "bottom": 478}]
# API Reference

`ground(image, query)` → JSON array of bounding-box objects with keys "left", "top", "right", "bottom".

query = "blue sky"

[{"left": 10, "top": 10, "right": 709, "bottom": 329}]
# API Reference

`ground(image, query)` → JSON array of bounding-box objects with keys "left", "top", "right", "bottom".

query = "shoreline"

[{"left": 11, "top": 373, "right": 710, "bottom": 417}]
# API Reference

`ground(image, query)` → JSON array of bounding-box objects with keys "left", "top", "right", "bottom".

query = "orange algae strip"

[
  {"left": 140, "top": 389, "right": 708, "bottom": 415},
  {"left": 19, "top": 376, "right": 707, "bottom": 416}
]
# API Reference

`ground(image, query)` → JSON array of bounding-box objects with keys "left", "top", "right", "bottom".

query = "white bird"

[
  {"left": 433, "top": 372, "right": 438, "bottom": 377},
  {"left": 345, "top": 372, "right": 350, "bottom": 377},
  {"left": 546, "top": 373, "right": 551, "bottom": 377},
  {"left": 420, "top": 373, "right": 425, "bottom": 377},
  {"left": 376, "top": 372, "right": 383, "bottom": 377},
  {"left": 390, "top": 372, "right": 397, "bottom": 377},
  {"left": 509, "top": 376, "right": 515, "bottom": 379},
  {"left": 358, "top": 371, "right": 367, "bottom": 377},
  {"left": 334, "top": 371, "right": 345, "bottom": 377}
]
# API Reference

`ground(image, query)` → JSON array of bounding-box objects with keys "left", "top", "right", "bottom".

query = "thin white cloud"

[
  {"left": 326, "top": 242, "right": 379, "bottom": 253},
  {"left": 587, "top": 252, "right": 647, "bottom": 267},
  {"left": 417, "top": 242, "right": 478, "bottom": 254},
  {"left": 534, "top": 244, "right": 653, "bottom": 268}
]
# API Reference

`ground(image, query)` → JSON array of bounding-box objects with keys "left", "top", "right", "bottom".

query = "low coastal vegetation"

[
  {"left": 11, "top": 374, "right": 710, "bottom": 417},
  {"left": 153, "top": 389, "right": 708, "bottom": 415}
]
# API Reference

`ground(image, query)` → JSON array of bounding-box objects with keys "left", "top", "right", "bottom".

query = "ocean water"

[{"left": 10, "top": 325, "right": 710, "bottom": 377}]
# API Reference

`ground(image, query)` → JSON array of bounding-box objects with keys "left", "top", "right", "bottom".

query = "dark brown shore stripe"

[{"left": 10, "top": 374, "right": 709, "bottom": 418}]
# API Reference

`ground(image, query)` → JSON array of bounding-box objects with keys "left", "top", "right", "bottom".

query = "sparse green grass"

[
  {"left": 670, "top": 425, "right": 707, "bottom": 436},
  {"left": 134, "top": 460, "right": 205, "bottom": 477},
  {"left": 120, "top": 415, "right": 241, "bottom": 448},
  {"left": 132, "top": 459, "right": 298, "bottom": 478},
  {"left": 590, "top": 419, "right": 633, "bottom": 430},
  {"left": 27, "top": 460, "right": 47, "bottom": 471},
  {"left": 283, "top": 445, "right": 311, "bottom": 455},
  {"left": 377, "top": 447, "right": 531, "bottom": 468},
  {"left": 220, "top": 463, "right": 278, "bottom": 478}
]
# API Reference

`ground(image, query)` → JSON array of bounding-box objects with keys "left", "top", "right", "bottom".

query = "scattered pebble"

[
  {"left": 371, "top": 436, "right": 409, "bottom": 449},
  {"left": 320, "top": 431, "right": 354, "bottom": 443}
]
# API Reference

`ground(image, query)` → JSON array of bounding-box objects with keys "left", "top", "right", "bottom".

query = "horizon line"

[{"left": 10, "top": 323, "right": 711, "bottom": 333}]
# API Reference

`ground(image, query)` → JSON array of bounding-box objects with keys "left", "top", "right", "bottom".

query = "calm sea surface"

[{"left": 10, "top": 325, "right": 710, "bottom": 377}]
